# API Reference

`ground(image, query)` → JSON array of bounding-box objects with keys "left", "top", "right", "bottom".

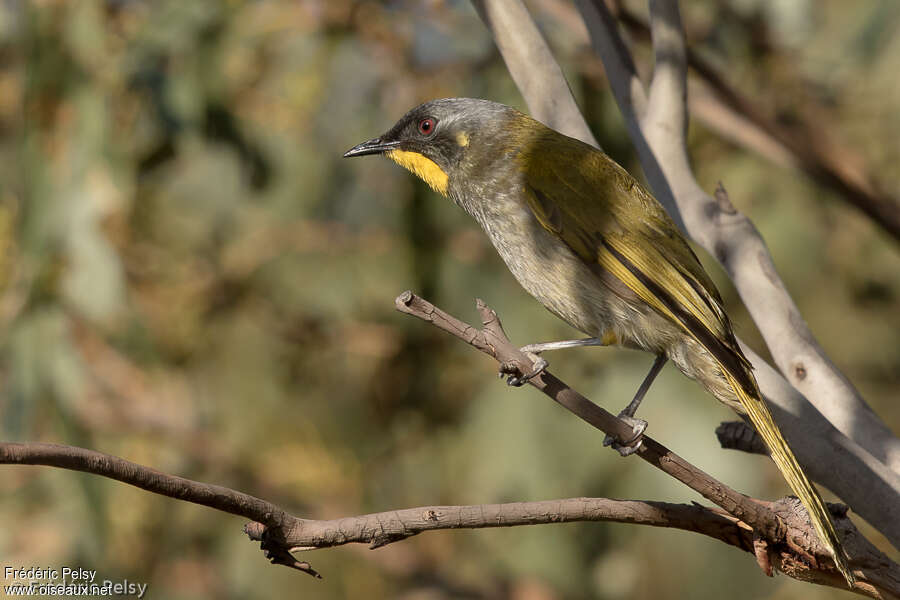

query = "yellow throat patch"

[{"left": 387, "top": 150, "right": 449, "bottom": 196}]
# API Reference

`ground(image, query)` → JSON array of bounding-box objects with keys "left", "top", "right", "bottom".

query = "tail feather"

[{"left": 721, "top": 369, "right": 855, "bottom": 585}]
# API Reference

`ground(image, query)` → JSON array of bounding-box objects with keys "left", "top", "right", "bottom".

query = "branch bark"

[
  {"left": 612, "top": 4, "right": 900, "bottom": 242},
  {"left": 245, "top": 498, "right": 754, "bottom": 551},
  {"left": 471, "top": 0, "right": 900, "bottom": 547},
  {"left": 470, "top": 0, "right": 597, "bottom": 146}
]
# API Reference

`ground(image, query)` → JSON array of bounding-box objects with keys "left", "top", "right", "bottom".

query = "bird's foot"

[
  {"left": 499, "top": 351, "right": 549, "bottom": 387},
  {"left": 603, "top": 415, "right": 648, "bottom": 456}
]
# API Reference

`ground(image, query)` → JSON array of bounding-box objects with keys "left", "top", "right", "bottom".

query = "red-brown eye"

[{"left": 418, "top": 118, "right": 436, "bottom": 135}]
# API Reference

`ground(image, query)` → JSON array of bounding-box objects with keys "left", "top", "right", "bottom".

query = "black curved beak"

[{"left": 342, "top": 137, "right": 400, "bottom": 158}]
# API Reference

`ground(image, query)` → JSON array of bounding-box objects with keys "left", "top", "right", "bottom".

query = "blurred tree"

[{"left": 0, "top": 1, "right": 897, "bottom": 598}]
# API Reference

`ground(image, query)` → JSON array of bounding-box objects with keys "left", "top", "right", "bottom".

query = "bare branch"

[
  {"left": 244, "top": 498, "right": 754, "bottom": 550},
  {"left": 395, "top": 293, "right": 790, "bottom": 550},
  {"left": 613, "top": 5, "right": 900, "bottom": 242},
  {"left": 0, "top": 442, "right": 288, "bottom": 526},
  {"left": 470, "top": 0, "right": 597, "bottom": 146}
]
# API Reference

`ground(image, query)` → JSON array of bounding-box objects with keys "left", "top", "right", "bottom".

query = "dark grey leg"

[{"left": 604, "top": 354, "right": 668, "bottom": 456}]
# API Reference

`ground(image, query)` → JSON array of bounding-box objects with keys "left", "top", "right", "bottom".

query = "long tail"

[{"left": 720, "top": 369, "right": 854, "bottom": 585}]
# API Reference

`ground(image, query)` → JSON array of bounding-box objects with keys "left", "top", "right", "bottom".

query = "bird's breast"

[{"left": 461, "top": 186, "right": 629, "bottom": 338}]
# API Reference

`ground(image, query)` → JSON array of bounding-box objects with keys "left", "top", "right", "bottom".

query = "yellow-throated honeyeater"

[{"left": 344, "top": 98, "right": 853, "bottom": 583}]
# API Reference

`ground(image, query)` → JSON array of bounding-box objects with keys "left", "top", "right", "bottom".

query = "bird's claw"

[
  {"left": 499, "top": 352, "right": 549, "bottom": 387},
  {"left": 603, "top": 415, "right": 648, "bottom": 456}
]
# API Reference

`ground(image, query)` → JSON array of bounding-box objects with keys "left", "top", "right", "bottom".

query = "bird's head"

[{"left": 343, "top": 98, "right": 522, "bottom": 196}]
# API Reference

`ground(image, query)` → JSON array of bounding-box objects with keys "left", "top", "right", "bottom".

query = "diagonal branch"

[
  {"left": 391, "top": 292, "right": 897, "bottom": 598},
  {"left": 393, "top": 292, "right": 784, "bottom": 535},
  {"left": 635, "top": 3, "right": 899, "bottom": 475},
  {"left": 470, "top": 0, "right": 597, "bottom": 146},
  {"left": 612, "top": 4, "right": 900, "bottom": 242},
  {"left": 396, "top": 295, "right": 810, "bottom": 555}
]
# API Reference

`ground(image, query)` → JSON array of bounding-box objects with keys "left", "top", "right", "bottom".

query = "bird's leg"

[
  {"left": 603, "top": 354, "right": 667, "bottom": 456},
  {"left": 503, "top": 337, "right": 610, "bottom": 387},
  {"left": 520, "top": 337, "right": 611, "bottom": 354}
]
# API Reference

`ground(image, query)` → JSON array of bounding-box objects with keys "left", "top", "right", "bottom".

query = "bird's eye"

[{"left": 418, "top": 118, "right": 436, "bottom": 136}]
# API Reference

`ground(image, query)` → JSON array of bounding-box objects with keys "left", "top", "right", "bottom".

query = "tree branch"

[
  {"left": 245, "top": 498, "right": 753, "bottom": 551},
  {"left": 393, "top": 292, "right": 786, "bottom": 537},
  {"left": 717, "top": 421, "right": 769, "bottom": 456},
  {"left": 612, "top": 4, "right": 900, "bottom": 242},
  {"left": 595, "top": 0, "right": 900, "bottom": 474},
  {"left": 470, "top": 0, "right": 597, "bottom": 146},
  {"left": 0, "top": 442, "right": 283, "bottom": 523}
]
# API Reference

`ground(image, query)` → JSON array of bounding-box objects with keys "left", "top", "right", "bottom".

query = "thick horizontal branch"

[{"left": 243, "top": 497, "right": 752, "bottom": 552}]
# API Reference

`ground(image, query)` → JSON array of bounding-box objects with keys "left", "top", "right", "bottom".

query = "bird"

[{"left": 343, "top": 97, "right": 853, "bottom": 584}]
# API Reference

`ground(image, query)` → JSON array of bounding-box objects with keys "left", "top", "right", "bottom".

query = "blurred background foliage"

[{"left": 1, "top": 0, "right": 898, "bottom": 598}]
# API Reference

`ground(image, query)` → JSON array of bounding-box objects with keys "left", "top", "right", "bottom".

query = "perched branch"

[
  {"left": 470, "top": 0, "right": 900, "bottom": 546},
  {"left": 391, "top": 292, "right": 899, "bottom": 598},
  {"left": 396, "top": 296, "right": 819, "bottom": 560}
]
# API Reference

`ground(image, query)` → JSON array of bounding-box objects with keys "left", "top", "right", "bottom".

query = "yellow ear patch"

[
  {"left": 456, "top": 132, "right": 469, "bottom": 147},
  {"left": 386, "top": 150, "right": 449, "bottom": 196}
]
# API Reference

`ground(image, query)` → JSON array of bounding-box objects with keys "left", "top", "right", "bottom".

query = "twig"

[
  {"left": 0, "top": 442, "right": 288, "bottom": 526},
  {"left": 396, "top": 295, "right": 798, "bottom": 552}
]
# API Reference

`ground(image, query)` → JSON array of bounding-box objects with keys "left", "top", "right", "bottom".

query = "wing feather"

[{"left": 520, "top": 139, "right": 754, "bottom": 391}]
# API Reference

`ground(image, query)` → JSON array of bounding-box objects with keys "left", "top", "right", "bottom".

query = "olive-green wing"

[{"left": 519, "top": 138, "right": 754, "bottom": 392}]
